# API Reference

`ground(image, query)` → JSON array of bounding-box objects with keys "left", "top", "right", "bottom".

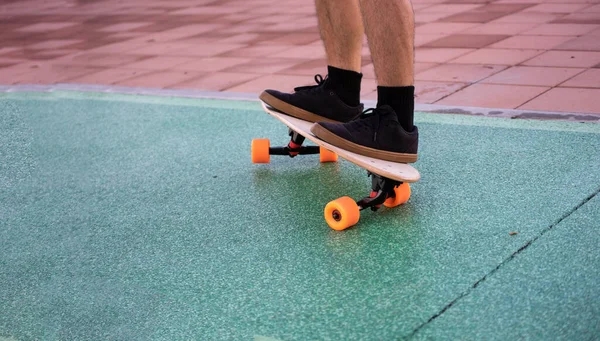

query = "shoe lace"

[
  {"left": 356, "top": 108, "right": 382, "bottom": 142},
  {"left": 294, "top": 74, "right": 328, "bottom": 92}
]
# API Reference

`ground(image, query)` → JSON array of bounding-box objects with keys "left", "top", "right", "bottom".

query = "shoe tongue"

[{"left": 375, "top": 105, "right": 398, "bottom": 119}]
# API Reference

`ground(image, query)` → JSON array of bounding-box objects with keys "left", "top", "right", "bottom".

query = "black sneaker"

[
  {"left": 310, "top": 105, "right": 418, "bottom": 163},
  {"left": 259, "top": 74, "right": 363, "bottom": 123}
]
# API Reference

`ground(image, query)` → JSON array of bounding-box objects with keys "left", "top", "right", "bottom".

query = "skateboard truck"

[
  {"left": 325, "top": 176, "right": 411, "bottom": 231},
  {"left": 357, "top": 173, "right": 402, "bottom": 212},
  {"left": 269, "top": 129, "right": 320, "bottom": 158},
  {"left": 251, "top": 129, "right": 338, "bottom": 163}
]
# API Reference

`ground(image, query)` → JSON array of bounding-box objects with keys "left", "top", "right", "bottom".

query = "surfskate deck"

[{"left": 252, "top": 101, "right": 421, "bottom": 230}]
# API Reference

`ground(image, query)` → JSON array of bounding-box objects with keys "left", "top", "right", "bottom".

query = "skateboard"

[{"left": 252, "top": 102, "right": 420, "bottom": 230}]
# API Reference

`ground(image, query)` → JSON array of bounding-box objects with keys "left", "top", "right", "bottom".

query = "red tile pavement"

[
  {"left": 481, "top": 66, "right": 585, "bottom": 86},
  {"left": 449, "top": 48, "right": 545, "bottom": 65},
  {"left": 0, "top": 0, "right": 599, "bottom": 114},
  {"left": 519, "top": 88, "right": 600, "bottom": 114},
  {"left": 436, "top": 83, "right": 550, "bottom": 108},
  {"left": 560, "top": 69, "right": 600, "bottom": 88}
]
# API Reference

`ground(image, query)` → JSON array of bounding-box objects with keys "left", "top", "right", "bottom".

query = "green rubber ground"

[{"left": 1, "top": 91, "right": 599, "bottom": 341}]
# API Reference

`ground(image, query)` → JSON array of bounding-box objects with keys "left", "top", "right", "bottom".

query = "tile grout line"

[
  {"left": 403, "top": 185, "right": 600, "bottom": 340},
  {"left": 515, "top": 85, "right": 555, "bottom": 110}
]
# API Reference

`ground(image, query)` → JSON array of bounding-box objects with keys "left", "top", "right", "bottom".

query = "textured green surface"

[
  {"left": 413, "top": 195, "right": 600, "bottom": 340},
  {"left": 1, "top": 91, "right": 599, "bottom": 340}
]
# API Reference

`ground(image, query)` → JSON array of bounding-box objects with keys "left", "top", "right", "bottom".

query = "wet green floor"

[{"left": 1, "top": 91, "right": 599, "bottom": 340}]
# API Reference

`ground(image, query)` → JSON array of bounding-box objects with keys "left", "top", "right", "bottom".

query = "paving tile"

[
  {"left": 127, "top": 21, "right": 185, "bottom": 33},
  {"left": 552, "top": 13, "right": 600, "bottom": 25},
  {"left": 415, "top": 34, "right": 448, "bottom": 47},
  {"left": 220, "top": 45, "right": 296, "bottom": 58},
  {"left": 587, "top": 27, "right": 600, "bottom": 36},
  {"left": 225, "top": 74, "right": 315, "bottom": 93},
  {"left": 414, "top": 62, "right": 440, "bottom": 75},
  {"left": 471, "top": 3, "right": 536, "bottom": 13},
  {"left": 450, "top": 48, "right": 545, "bottom": 65},
  {"left": 414, "top": 80, "right": 468, "bottom": 104},
  {"left": 106, "top": 31, "right": 148, "bottom": 40},
  {"left": 256, "top": 33, "right": 320, "bottom": 45},
  {"left": 169, "top": 6, "right": 248, "bottom": 15},
  {"left": 116, "top": 70, "right": 204, "bottom": 88},
  {"left": 98, "top": 22, "right": 152, "bottom": 32},
  {"left": 171, "top": 57, "right": 253, "bottom": 72},
  {"left": 554, "top": 35, "right": 600, "bottom": 51},
  {"left": 17, "top": 22, "right": 78, "bottom": 32},
  {"left": 481, "top": 66, "right": 585, "bottom": 86},
  {"left": 522, "top": 51, "right": 600, "bottom": 68},
  {"left": 120, "top": 42, "right": 194, "bottom": 55},
  {"left": 414, "top": 12, "right": 455, "bottom": 24},
  {"left": 54, "top": 38, "right": 126, "bottom": 52},
  {"left": 560, "top": 69, "right": 600, "bottom": 88},
  {"left": 223, "top": 58, "right": 306, "bottom": 74},
  {"left": 522, "top": 23, "right": 600, "bottom": 36},
  {"left": 218, "top": 23, "right": 266, "bottom": 35},
  {"left": 519, "top": 87, "right": 600, "bottom": 113},
  {"left": 34, "top": 49, "right": 80, "bottom": 59},
  {"left": 218, "top": 12, "right": 263, "bottom": 23},
  {"left": 156, "top": 43, "right": 245, "bottom": 58},
  {"left": 416, "top": 48, "right": 476, "bottom": 63},
  {"left": 141, "top": 24, "right": 224, "bottom": 41},
  {"left": 169, "top": 72, "right": 262, "bottom": 91},
  {"left": 416, "top": 64, "right": 507, "bottom": 83},
  {"left": 64, "top": 68, "right": 154, "bottom": 85},
  {"left": 277, "top": 58, "right": 328, "bottom": 77},
  {"left": 523, "top": 4, "right": 592, "bottom": 13},
  {"left": 84, "top": 40, "right": 150, "bottom": 54},
  {"left": 422, "top": 34, "right": 510, "bottom": 49},
  {"left": 436, "top": 83, "right": 549, "bottom": 108},
  {"left": 0, "top": 57, "right": 25, "bottom": 69},
  {"left": 582, "top": 4, "right": 600, "bottom": 12},
  {"left": 121, "top": 56, "right": 197, "bottom": 70},
  {"left": 9, "top": 65, "right": 103, "bottom": 85},
  {"left": 52, "top": 52, "right": 144, "bottom": 66},
  {"left": 0, "top": 47, "right": 20, "bottom": 56},
  {"left": 415, "top": 23, "right": 479, "bottom": 35},
  {"left": 490, "top": 35, "right": 576, "bottom": 49},
  {"left": 0, "top": 62, "right": 48, "bottom": 80},
  {"left": 461, "top": 23, "right": 538, "bottom": 35},
  {"left": 491, "top": 12, "right": 561, "bottom": 24},
  {"left": 246, "top": 14, "right": 307, "bottom": 26},
  {"left": 270, "top": 45, "right": 327, "bottom": 59},
  {"left": 419, "top": 4, "right": 484, "bottom": 14},
  {"left": 216, "top": 33, "right": 270, "bottom": 44},
  {"left": 440, "top": 11, "right": 512, "bottom": 23},
  {"left": 27, "top": 39, "right": 82, "bottom": 49}
]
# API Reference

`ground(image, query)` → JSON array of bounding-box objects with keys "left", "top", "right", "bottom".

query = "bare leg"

[
  {"left": 359, "top": 0, "right": 414, "bottom": 86},
  {"left": 316, "top": 0, "right": 364, "bottom": 73}
]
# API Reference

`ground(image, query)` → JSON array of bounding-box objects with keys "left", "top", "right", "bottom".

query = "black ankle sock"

[
  {"left": 377, "top": 85, "right": 415, "bottom": 132},
  {"left": 326, "top": 65, "right": 362, "bottom": 107}
]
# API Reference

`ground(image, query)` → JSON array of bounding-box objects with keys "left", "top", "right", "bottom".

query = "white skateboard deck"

[{"left": 262, "top": 102, "right": 420, "bottom": 183}]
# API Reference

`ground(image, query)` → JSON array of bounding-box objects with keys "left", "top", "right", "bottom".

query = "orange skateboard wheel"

[
  {"left": 383, "top": 183, "right": 411, "bottom": 208},
  {"left": 319, "top": 147, "right": 338, "bottom": 163},
  {"left": 324, "top": 196, "right": 360, "bottom": 230},
  {"left": 251, "top": 139, "right": 270, "bottom": 164}
]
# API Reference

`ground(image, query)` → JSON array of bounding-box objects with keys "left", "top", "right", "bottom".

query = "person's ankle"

[
  {"left": 327, "top": 65, "right": 362, "bottom": 107},
  {"left": 377, "top": 85, "right": 415, "bottom": 132}
]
